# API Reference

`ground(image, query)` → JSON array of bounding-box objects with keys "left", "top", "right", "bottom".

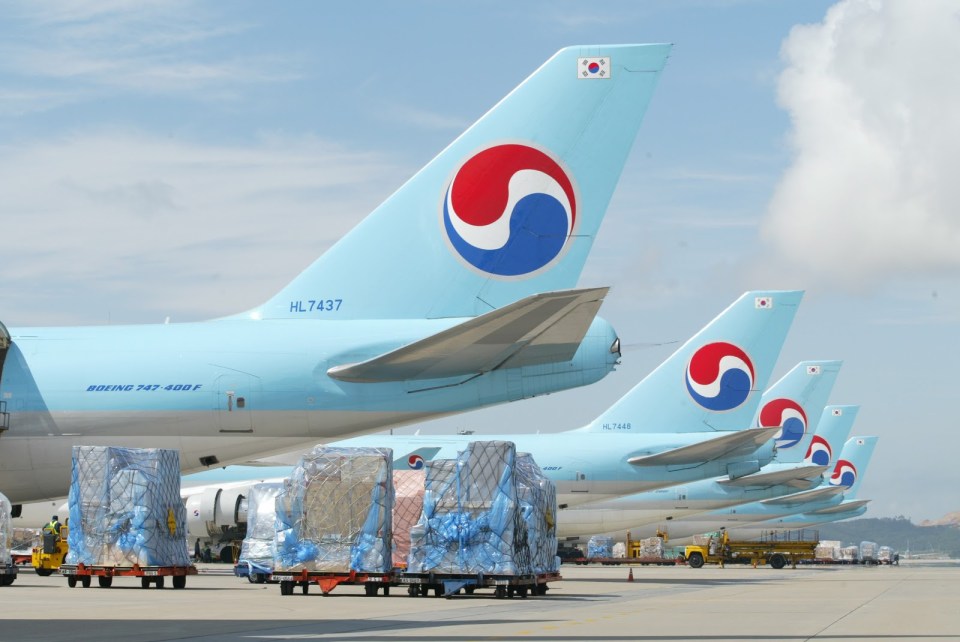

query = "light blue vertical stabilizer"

[
  {"left": 826, "top": 435, "right": 877, "bottom": 497},
  {"left": 755, "top": 360, "right": 842, "bottom": 460},
  {"left": 252, "top": 44, "right": 672, "bottom": 320},
  {"left": 584, "top": 290, "right": 802, "bottom": 433},
  {"left": 800, "top": 405, "right": 859, "bottom": 467}
]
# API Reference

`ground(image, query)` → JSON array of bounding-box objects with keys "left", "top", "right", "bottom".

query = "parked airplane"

[
  {"left": 660, "top": 434, "right": 878, "bottom": 543},
  {"left": 11, "top": 288, "right": 800, "bottom": 537},
  {"left": 150, "top": 288, "right": 802, "bottom": 544},
  {"left": 556, "top": 364, "right": 846, "bottom": 538},
  {"left": 0, "top": 44, "right": 672, "bottom": 505}
]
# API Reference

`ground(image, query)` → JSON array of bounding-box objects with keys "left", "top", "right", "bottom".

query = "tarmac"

[{"left": 1, "top": 560, "right": 958, "bottom": 642}]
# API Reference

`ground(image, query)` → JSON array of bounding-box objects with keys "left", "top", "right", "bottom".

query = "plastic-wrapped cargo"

[
  {"left": 859, "top": 540, "right": 879, "bottom": 563},
  {"left": 587, "top": 535, "right": 614, "bottom": 559},
  {"left": 274, "top": 446, "right": 393, "bottom": 573},
  {"left": 391, "top": 469, "right": 425, "bottom": 568},
  {"left": 815, "top": 540, "right": 841, "bottom": 561},
  {"left": 0, "top": 492, "right": 12, "bottom": 566},
  {"left": 840, "top": 545, "right": 859, "bottom": 563},
  {"left": 65, "top": 446, "right": 190, "bottom": 567},
  {"left": 515, "top": 453, "right": 559, "bottom": 573},
  {"left": 639, "top": 537, "right": 665, "bottom": 559},
  {"left": 237, "top": 482, "right": 284, "bottom": 572},
  {"left": 408, "top": 441, "right": 531, "bottom": 575}
]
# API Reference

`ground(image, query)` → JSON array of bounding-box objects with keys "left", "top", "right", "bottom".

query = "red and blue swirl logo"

[
  {"left": 829, "top": 459, "right": 857, "bottom": 487},
  {"left": 804, "top": 435, "right": 833, "bottom": 466},
  {"left": 442, "top": 143, "right": 577, "bottom": 277},
  {"left": 408, "top": 454, "right": 425, "bottom": 470},
  {"left": 758, "top": 398, "right": 808, "bottom": 449},
  {"left": 685, "top": 342, "right": 755, "bottom": 411}
]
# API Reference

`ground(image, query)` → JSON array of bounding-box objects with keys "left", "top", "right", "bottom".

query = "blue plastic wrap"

[
  {"left": 237, "top": 482, "right": 283, "bottom": 573},
  {"left": 587, "top": 535, "right": 614, "bottom": 559},
  {"left": 273, "top": 446, "right": 393, "bottom": 573},
  {"left": 408, "top": 441, "right": 535, "bottom": 575},
  {"left": 65, "top": 446, "right": 190, "bottom": 567},
  {"left": 516, "top": 453, "right": 559, "bottom": 573}
]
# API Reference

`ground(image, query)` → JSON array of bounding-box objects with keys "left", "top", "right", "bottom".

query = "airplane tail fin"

[
  {"left": 800, "top": 405, "right": 859, "bottom": 467},
  {"left": 583, "top": 290, "right": 802, "bottom": 433},
  {"left": 757, "top": 360, "right": 842, "bottom": 457},
  {"left": 826, "top": 435, "right": 877, "bottom": 498},
  {"left": 249, "top": 44, "right": 671, "bottom": 321}
]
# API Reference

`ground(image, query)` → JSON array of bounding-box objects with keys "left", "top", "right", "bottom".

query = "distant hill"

[
  {"left": 921, "top": 511, "right": 960, "bottom": 527},
  {"left": 816, "top": 516, "right": 960, "bottom": 557}
]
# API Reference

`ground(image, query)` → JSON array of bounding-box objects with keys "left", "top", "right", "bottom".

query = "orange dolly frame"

[{"left": 59, "top": 562, "right": 197, "bottom": 589}]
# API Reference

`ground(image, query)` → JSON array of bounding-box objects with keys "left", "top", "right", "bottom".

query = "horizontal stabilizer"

[
  {"left": 627, "top": 426, "right": 778, "bottom": 466},
  {"left": 761, "top": 484, "right": 845, "bottom": 506},
  {"left": 328, "top": 288, "right": 608, "bottom": 383},
  {"left": 807, "top": 499, "right": 870, "bottom": 515},
  {"left": 718, "top": 464, "right": 827, "bottom": 487}
]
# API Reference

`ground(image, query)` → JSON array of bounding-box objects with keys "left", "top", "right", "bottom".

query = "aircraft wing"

[
  {"left": 806, "top": 499, "right": 870, "bottom": 515},
  {"left": 760, "top": 484, "right": 846, "bottom": 506},
  {"left": 626, "top": 427, "right": 779, "bottom": 466},
  {"left": 718, "top": 464, "right": 827, "bottom": 487},
  {"left": 328, "top": 287, "right": 608, "bottom": 383}
]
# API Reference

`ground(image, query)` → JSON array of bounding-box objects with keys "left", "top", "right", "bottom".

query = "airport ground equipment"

[
  {"left": 273, "top": 568, "right": 395, "bottom": 596},
  {"left": 859, "top": 540, "right": 880, "bottom": 565},
  {"left": 683, "top": 529, "right": 819, "bottom": 569},
  {"left": 59, "top": 562, "right": 197, "bottom": 588},
  {"left": 31, "top": 526, "right": 69, "bottom": 577},
  {"left": 397, "top": 570, "right": 561, "bottom": 598},
  {"left": 568, "top": 532, "right": 682, "bottom": 566},
  {"left": 235, "top": 559, "right": 274, "bottom": 584},
  {"left": 0, "top": 559, "right": 15, "bottom": 586}
]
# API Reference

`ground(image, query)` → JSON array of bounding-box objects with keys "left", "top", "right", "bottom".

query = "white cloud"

[
  {"left": 0, "top": 131, "right": 407, "bottom": 325},
  {"left": 762, "top": 0, "right": 960, "bottom": 287}
]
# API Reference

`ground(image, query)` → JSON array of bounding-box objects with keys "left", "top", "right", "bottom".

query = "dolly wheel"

[
  {"left": 67, "top": 576, "right": 77, "bottom": 588},
  {"left": 98, "top": 576, "right": 113, "bottom": 588},
  {"left": 173, "top": 575, "right": 186, "bottom": 589}
]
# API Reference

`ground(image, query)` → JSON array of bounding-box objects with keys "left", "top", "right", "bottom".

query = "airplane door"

[
  {"left": 216, "top": 372, "right": 261, "bottom": 433},
  {"left": 674, "top": 486, "right": 689, "bottom": 509},
  {"left": 570, "top": 470, "right": 589, "bottom": 495}
]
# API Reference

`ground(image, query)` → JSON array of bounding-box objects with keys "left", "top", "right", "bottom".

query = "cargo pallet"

[
  {"left": 397, "top": 571, "right": 561, "bottom": 598},
  {"left": 0, "top": 562, "right": 17, "bottom": 586},
  {"left": 273, "top": 569, "right": 394, "bottom": 596},
  {"left": 59, "top": 563, "right": 197, "bottom": 589}
]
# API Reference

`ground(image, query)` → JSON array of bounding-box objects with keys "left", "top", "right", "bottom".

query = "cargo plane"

[{"left": 0, "top": 44, "right": 672, "bottom": 504}]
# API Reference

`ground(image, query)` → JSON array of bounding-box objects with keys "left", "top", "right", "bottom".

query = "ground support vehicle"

[
  {"left": 397, "top": 571, "right": 561, "bottom": 598},
  {"left": 273, "top": 569, "right": 395, "bottom": 596},
  {"left": 59, "top": 562, "right": 197, "bottom": 589},
  {"left": 0, "top": 561, "right": 17, "bottom": 586},
  {"left": 683, "top": 530, "right": 819, "bottom": 569},
  {"left": 234, "top": 560, "right": 275, "bottom": 584},
  {"left": 32, "top": 530, "right": 69, "bottom": 577}
]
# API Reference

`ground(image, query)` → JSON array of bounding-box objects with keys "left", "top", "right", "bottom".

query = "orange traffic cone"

[{"left": 627, "top": 568, "right": 634, "bottom": 582}]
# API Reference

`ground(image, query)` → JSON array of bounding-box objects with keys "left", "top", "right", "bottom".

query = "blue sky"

[{"left": 1, "top": 1, "right": 958, "bottom": 521}]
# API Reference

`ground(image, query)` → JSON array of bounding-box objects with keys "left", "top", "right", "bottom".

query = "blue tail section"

[
  {"left": 583, "top": 290, "right": 802, "bottom": 433},
  {"left": 756, "top": 360, "right": 842, "bottom": 460},
  {"left": 801, "top": 405, "right": 859, "bottom": 467},
  {"left": 826, "top": 435, "right": 877, "bottom": 497},
  {"left": 250, "top": 44, "right": 672, "bottom": 320}
]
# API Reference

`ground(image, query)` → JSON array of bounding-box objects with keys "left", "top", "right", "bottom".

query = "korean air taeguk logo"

[
  {"left": 758, "top": 398, "right": 808, "bottom": 449},
  {"left": 442, "top": 143, "right": 577, "bottom": 277},
  {"left": 685, "top": 342, "right": 755, "bottom": 411}
]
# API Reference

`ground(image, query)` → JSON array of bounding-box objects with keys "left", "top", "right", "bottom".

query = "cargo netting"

[
  {"left": 0, "top": 492, "right": 11, "bottom": 565},
  {"left": 274, "top": 446, "right": 393, "bottom": 573},
  {"left": 237, "top": 482, "right": 283, "bottom": 572},
  {"left": 515, "top": 453, "right": 559, "bottom": 573},
  {"left": 407, "top": 440, "right": 533, "bottom": 575},
  {"left": 65, "top": 446, "right": 190, "bottom": 567},
  {"left": 391, "top": 469, "right": 425, "bottom": 568},
  {"left": 587, "top": 535, "right": 614, "bottom": 559}
]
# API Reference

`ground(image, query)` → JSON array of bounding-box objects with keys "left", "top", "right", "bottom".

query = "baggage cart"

[
  {"left": 59, "top": 562, "right": 197, "bottom": 589},
  {"left": 397, "top": 571, "right": 561, "bottom": 598},
  {"left": 273, "top": 569, "right": 395, "bottom": 596}
]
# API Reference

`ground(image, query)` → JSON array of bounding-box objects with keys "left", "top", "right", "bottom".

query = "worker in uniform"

[{"left": 43, "top": 515, "right": 63, "bottom": 539}]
